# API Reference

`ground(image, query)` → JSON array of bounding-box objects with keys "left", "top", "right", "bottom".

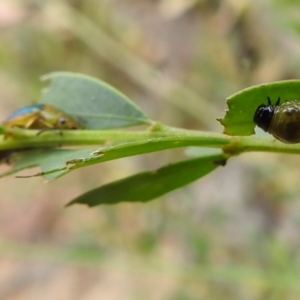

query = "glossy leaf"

[
  {"left": 40, "top": 72, "right": 152, "bottom": 129},
  {"left": 219, "top": 80, "right": 300, "bottom": 136},
  {"left": 67, "top": 152, "right": 226, "bottom": 206}
]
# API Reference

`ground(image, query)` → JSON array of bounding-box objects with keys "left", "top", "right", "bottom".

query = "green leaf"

[
  {"left": 2, "top": 133, "right": 228, "bottom": 180},
  {"left": 219, "top": 80, "right": 300, "bottom": 136},
  {"left": 40, "top": 72, "right": 152, "bottom": 129},
  {"left": 67, "top": 152, "right": 226, "bottom": 206}
]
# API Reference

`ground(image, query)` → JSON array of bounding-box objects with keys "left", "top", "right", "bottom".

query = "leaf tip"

[{"left": 65, "top": 200, "right": 92, "bottom": 208}]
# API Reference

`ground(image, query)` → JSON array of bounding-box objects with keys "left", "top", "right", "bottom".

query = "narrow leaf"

[
  {"left": 67, "top": 153, "right": 226, "bottom": 206},
  {"left": 1, "top": 134, "right": 229, "bottom": 180}
]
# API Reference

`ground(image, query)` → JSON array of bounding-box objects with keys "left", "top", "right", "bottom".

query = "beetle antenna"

[
  {"left": 276, "top": 97, "right": 280, "bottom": 106},
  {"left": 267, "top": 97, "right": 271, "bottom": 105}
]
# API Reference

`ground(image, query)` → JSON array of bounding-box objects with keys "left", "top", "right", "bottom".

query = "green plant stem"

[
  {"left": 0, "top": 126, "right": 229, "bottom": 150},
  {"left": 2, "top": 125, "right": 300, "bottom": 157}
]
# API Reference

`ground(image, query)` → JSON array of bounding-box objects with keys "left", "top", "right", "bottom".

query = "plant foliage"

[{"left": 2, "top": 73, "right": 300, "bottom": 206}]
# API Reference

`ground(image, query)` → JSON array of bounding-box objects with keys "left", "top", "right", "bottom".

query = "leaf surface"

[
  {"left": 40, "top": 72, "right": 151, "bottom": 129},
  {"left": 68, "top": 152, "right": 226, "bottom": 206}
]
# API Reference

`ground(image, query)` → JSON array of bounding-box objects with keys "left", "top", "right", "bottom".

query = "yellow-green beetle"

[
  {"left": 1, "top": 104, "right": 80, "bottom": 164},
  {"left": 253, "top": 97, "right": 300, "bottom": 143},
  {"left": 3, "top": 104, "right": 80, "bottom": 130}
]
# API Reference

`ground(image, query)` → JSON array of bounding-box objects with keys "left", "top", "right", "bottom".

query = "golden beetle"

[
  {"left": 3, "top": 103, "right": 80, "bottom": 130},
  {"left": 0, "top": 104, "right": 80, "bottom": 163}
]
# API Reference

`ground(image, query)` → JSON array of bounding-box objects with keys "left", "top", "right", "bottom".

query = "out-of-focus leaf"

[
  {"left": 40, "top": 72, "right": 152, "bottom": 129},
  {"left": 219, "top": 80, "right": 300, "bottom": 136},
  {"left": 0, "top": 147, "right": 101, "bottom": 180},
  {"left": 67, "top": 152, "right": 226, "bottom": 206}
]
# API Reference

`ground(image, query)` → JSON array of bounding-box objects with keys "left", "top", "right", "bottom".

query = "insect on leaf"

[{"left": 219, "top": 80, "right": 300, "bottom": 136}]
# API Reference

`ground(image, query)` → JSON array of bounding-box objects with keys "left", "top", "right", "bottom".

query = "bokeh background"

[{"left": 1, "top": 0, "right": 300, "bottom": 299}]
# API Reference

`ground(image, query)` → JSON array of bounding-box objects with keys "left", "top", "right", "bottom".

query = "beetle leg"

[
  {"left": 276, "top": 97, "right": 280, "bottom": 106},
  {"left": 33, "top": 116, "right": 60, "bottom": 135},
  {"left": 22, "top": 111, "right": 44, "bottom": 128},
  {"left": 36, "top": 117, "right": 62, "bottom": 136},
  {"left": 36, "top": 127, "right": 62, "bottom": 136},
  {"left": 267, "top": 97, "right": 271, "bottom": 105}
]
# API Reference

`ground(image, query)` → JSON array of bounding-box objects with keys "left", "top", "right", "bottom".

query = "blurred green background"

[{"left": 1, "top": 0, "right": 300, "bottom": 299}]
